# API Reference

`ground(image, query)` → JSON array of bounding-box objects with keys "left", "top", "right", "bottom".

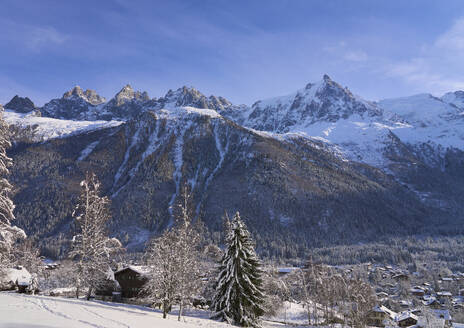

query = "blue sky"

[{"left": 1, "top": 0, "right": 464, "bottom": 106}]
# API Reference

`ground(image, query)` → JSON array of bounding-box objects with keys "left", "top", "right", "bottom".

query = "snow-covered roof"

[
  {"left": 410, "top": 288, "right": 425, "bottom": 293},
  {"left": 399, "top": 300, "right": 413, "bottom": 307},
  {"left": 0, "top": 266, "right": 31, "bottom": 286},
  {"left": 437, "top": 291, "right": 452, "bottom": 296},
  {"left": 115, "top": 265, "right": 150, "bottom": 276},
  {"left": 372, "top": 305, "right": 396, "bottom": 319},
  {"left": 277, "top": 267, "right": 299, "bottom": 274},
  {"left": 397, "top": 311, "right": 418, "bottom": 322}
]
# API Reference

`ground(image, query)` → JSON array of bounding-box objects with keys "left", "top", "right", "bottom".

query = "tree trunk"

[
  {"left": 86, "top": 287, "right": 92, "bottom": 300},
  {"left": 76, "top": 285, "right": 79, "bottom": 299},
  {"left": 163, "top": 300, "right": 168, "bottom": 319},
  {"left": 178, "top": 301, "right": 183, "bottom": 321}
]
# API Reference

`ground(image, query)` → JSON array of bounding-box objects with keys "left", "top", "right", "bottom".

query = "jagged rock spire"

[
  {"left": 63, "top": 86, "right": 106, "bottom": 105},
  {"left": 159, "top": 86, "right": 232, "bottom": 111},
  {"left": 5, "top": 95, "right": 36, "bottom": 113}
]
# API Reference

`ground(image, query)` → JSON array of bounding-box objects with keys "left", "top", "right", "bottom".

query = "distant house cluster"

[{"left": 364, "top": 264, "right": 464, "bottom": 327}]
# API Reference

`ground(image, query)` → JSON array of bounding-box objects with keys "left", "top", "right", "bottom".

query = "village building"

[
  {"left": 409, "top": 286, "right": 425, "bottom": 297},
  {"left": 114, "top": 266, "right": 149, "bottom": 299},
  {"left": 437, "top": 291, "right": 453, "bottom": 304},
  {"left": 397, "top": 312, "right": 418, "bottom": 327},
  {"left": 392, "top": 273, "right": 409, "bottom": 282},
  {"left": 95, "top": 268, "right": 121, "bottom": 301},
  {"left": 434, "top": 309, "right": 452, "bottom": 328},
  {"left": 366, "top": 305, "right": 396, "bottom": 327},
  {"left": 423, "top": 298, "right": 443, "bottom": 309}
]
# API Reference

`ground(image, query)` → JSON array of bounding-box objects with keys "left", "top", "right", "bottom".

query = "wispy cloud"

[
  {"left": 344, "top": 50, "right": 369, "bottom": 62},
  {"left": 27, "top": 26, "right": 68, "bottom": 49},
  {"left": 435, "top": 17, "right": 464, "bottom": 52},
  {"left": 0, "top": 20, "right": 68, "bottom": 51},
  {"left": 385, "top": 17, "right": 464, "bottom": 95}
]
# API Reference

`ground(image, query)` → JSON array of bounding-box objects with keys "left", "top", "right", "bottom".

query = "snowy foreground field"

[{"left": 0, "top": 293, "right": 308, "bottom": 328}]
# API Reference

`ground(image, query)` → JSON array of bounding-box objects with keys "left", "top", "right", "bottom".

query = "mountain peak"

[
  {"left": 5, "top": 95, "right": 36, "bottom": 113},
  {"left": 247, "top": 76, "right": 381, "bottom": 132},
  {"left": 160, "top": 86, "right": 232, "bottom": 112},
  {"left": 442, "top": 90, "right": 464, "bottom": 109},
  {"left": 62, "top": 86, "right": 105, "bottom": 105},
  {"left": 322, "top": 74, "right": 332, "bottom": 83},
  {"left": 115, "top": 84, "right": 135, "bottom": 100},
  {"left": 63, "top": 85, "right": 84, "bottom": 98},
  {"left": 109, "top": 85, "right": 150, "bottom": 107}
]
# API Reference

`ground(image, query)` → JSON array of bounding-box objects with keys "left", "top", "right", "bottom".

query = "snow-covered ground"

[{"left": 0, "top": 293, "right": 312, "bottom": 328}]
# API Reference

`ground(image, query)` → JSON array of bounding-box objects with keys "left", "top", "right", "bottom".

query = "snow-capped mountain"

[
  {"left": 245, "top": 74, "right": 383, "bottom": 133},
  {"left": 4, "top": 76, "right": 464, "bottom": 255},
  {"left": 153, "top": 86, "right": 234, "bottom": 112},
  {"left": 24, "top": 84, "right": 239, "bottom": 122},
  {"left": 41, "top": 86, "right": 106, "bottom": 120},
  {"left": 378, "top": 93, "right": 464, "bottom": 157},
  {"left": 8, "top": 103, "right": 428, "bottom": 254},
  {"left": 235, "top": 77, "right": 464, "bottom": 171},
  {"left": 441, "top": 90, "right": 464, "bottom": 110}
]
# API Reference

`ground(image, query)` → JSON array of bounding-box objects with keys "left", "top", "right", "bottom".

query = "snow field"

[{"left": 0, "top": 293, "right": 317, "bottom": 328}]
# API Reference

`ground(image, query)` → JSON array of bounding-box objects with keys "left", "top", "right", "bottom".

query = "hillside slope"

[{"left": 8, "top": 105, "right": 433, "bottom": 258}]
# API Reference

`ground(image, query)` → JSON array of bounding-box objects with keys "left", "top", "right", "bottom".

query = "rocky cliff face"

[{"left": 41, "top": 86, "right": 106, "bottom": 120}]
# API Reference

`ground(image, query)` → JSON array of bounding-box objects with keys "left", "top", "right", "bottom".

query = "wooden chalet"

[
  {"left": 366, "top": 305, "right": 396, "bottom": 327},
  {"left": 114, "top": 266, "right": 149, "bottom": 298},
  {"left": 409, "top": 286, "right": 425, "bottom": 297},
  {"left": 397, "top": 312, "right": 418, "bottom": 327}
]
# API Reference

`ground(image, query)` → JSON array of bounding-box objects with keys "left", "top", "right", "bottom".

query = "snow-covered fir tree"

[
  {"left": 211, "top": 211, "right": 265, "bottom": 327},
  {"left": 69, "top": 172, "right": 122, "bottom": 299},
  {"left": 0, "top": 105, "right": 26, "bottom": 271},
  {"left": 144, "top": 187, "right": 202, "bottom": 320}
]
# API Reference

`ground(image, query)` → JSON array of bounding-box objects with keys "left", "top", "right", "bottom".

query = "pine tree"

[
  {"left": 211, "top": 211, "right": 265, "bottom": 327},
  {"left": 69, "top": 172, "right": 122, "bottom": 299},
  {"left": 0, "top": 105, "right": 26, "bottom": 271}
]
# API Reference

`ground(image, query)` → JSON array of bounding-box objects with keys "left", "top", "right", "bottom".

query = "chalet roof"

[
  {"left": 422, "top": 298, "right": 440, "bottom": 306},
  {"left": 397, "top": 311, "right": 418, "bottom": 322},
  {"left": 399, "top": 300, "right": 413, "bottom": 307},
  {"left": 392, "top": 273, "right": 408, "bottom": 279},
  {"left": 372, "top": 305, "right": 396, "bottom": 319},
  {"left": 0, "top": 266, "right": 31, "bottom": 286},
  {"left": 437, "top": 291, "right": 452, "bottom": 296},
  {"left": 410, "top": 288, "right": 425, "bottom": 294},
  {"left": 115, "top": 265, "right": 150, "bottom": 276}
]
